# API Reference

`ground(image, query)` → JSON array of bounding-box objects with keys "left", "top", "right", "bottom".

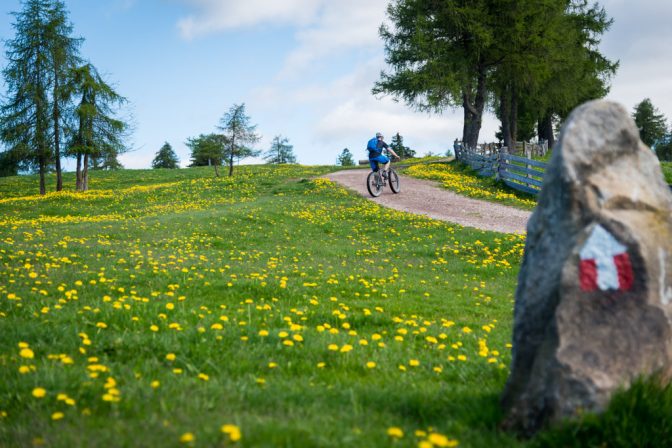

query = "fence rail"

[{"left": 455, "top": 145, "right": 548, "bottom": 195}]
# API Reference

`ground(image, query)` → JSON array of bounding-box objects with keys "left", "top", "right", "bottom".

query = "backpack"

[{"left": 367, "top": 137, "right": 381, "bottom": 157}]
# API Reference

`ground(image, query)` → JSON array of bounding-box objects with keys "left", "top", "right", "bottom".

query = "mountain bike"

[{"left": 366, "top": 158, "right": 400, "bottom": 197}]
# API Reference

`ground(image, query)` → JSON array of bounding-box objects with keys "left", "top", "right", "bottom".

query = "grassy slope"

[{"left": 0, "top": 166, "right": 527, "bottom": 447}]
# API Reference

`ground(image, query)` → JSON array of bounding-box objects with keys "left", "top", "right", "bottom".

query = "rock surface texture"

[{"left": 500, "top": 100, "right": 672, "bottom": 436}]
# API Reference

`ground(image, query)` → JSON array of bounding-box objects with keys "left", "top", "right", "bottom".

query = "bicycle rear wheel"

[
  {"left": 389, "top": 169, "right": 400, "bottom": 193},
  {"left": 366, "top": 171, "right": 383, "bottom": 197}
]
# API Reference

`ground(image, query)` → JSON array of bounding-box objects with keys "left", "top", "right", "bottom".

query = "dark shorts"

[{"left": 369, "top": 155, "right": 389, "bottom": 171}]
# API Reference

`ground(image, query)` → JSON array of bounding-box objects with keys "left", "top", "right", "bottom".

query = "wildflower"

[
  {"left": 19, "top": 348, "right": 34, "bottom": 359},
  {"left": 165, "top": 353, "right": 176, "bottom": 361},
  {"left": 340, "top": 344, "right": 353, "bottom": 353},
  {"left": 198, "top": 373, "right": 209, "bottom": 381},
  {"left": 366, "top": 361, "right": 376, "bottom": 369},
  {"left": 409, "top": 359, "right": 420, "bottom": 367},
  {"left": 180, "top": 432, "right": 194, "bottom": 443},
  {"left": 51, "top": 412, "right": 64, "bottom": 421},
  {"left": 151, "top": 381, "right": 160, "bottom": 389},
  {"left": 221, "top": 424, "right": 242, "bottom": 442},
  {"left": 32, "top": 388, "right": 46, "bottom": 398},
  {"left": 387, "top": 427, "right": 404, "bottom": 438}
]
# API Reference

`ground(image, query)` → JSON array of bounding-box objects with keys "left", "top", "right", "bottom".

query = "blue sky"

[{"left": 1, "top": 0, "right": 671, "bottom": 169}]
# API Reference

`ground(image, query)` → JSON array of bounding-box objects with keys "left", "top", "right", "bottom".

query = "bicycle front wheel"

[
  {"left": 389, "top": 169, "right": 400, "bottom": 193},
  {"left": 366, "top": 171, "right": 383, "bottom": 197}
]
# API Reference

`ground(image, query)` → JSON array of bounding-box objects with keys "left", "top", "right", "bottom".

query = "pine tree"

[
  {"left": 264, "top": 135, "right": 296, "bottom": 164},
  {"left": 633, "top": 99, "right": 668, "bottom": 148},
  {"left": 217, "top": 104, "right": 261, "bottom": 176},
  {"left": 152, "top": 142, "right": 180, "bottom": 169},
  {"left": 390, "top": 133, "right": 414, "bottom": 159},
  {"left": 337, "top": 148, "right": 355, "bottom": 166}
]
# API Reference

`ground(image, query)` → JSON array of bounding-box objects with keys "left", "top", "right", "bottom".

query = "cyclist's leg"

[{"left": 369, "top": 159, "right": 378, "bottom": 172}]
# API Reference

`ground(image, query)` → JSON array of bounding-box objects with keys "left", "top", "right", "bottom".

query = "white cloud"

[
  {"left": 279, "top": 0, "right": 387, "bottom": 76},
  {"left": 176, "top": 0, "right": 323, "bottom": 39}
]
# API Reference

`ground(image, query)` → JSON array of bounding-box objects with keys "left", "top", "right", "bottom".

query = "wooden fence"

[{"left": 455, "top": 145, "right": 548, "bottom": 195}]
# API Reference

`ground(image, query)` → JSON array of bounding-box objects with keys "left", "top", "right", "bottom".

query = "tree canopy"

[{"left": 374, "top": 0, "right": 617, "bottom": 151}]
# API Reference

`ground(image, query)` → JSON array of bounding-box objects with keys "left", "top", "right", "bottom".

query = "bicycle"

[{"left": 366, "top": 157, "right": 400, "bottom": 197}]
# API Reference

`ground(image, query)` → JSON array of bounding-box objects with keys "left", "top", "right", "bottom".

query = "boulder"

[{"left": 500, "top": 100, "right": 672, "bottom": 436}]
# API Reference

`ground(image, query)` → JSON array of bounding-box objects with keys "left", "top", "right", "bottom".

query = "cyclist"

[{"left": 367, "top": 132, "right": 400, "bottom": 177}]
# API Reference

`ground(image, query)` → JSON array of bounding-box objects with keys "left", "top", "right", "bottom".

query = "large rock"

[{"left": 501, "top": 100, "right": 672, "bottom": 436}]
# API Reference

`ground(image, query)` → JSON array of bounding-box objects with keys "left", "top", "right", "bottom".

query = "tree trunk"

[
  {"left": 462, "top": 70, "right": 486, "bottom": 149},
  {"left": 82, "top": 153, "right": 89, "bottom": 191},
  {"left": 229, "top": 137, "right": 235, "bottom": 177},
  {"left": 53, "top": 73, "right": 63, "bottom": 191},
  {"left": 510, "top": 88, "right": 518, "bottom": 147},
  {"left": 76, "top": 153, "right": 82, "bottom": 191},
  {"left": 214, "top": 163, "right": 220, "bottom": 177},
  {"left": 538, "top": 114, "right": 555, "bottom": 149},
  {"left": 500, "top": 91, "right": 512, "bottom": 150},
  {"left": 39, "top": 158, "right": 46, "bottom": 195}
]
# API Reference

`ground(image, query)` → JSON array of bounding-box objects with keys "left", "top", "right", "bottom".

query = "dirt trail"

[{"left": 326, "top": 169, "right": 531, "bottom": 234}]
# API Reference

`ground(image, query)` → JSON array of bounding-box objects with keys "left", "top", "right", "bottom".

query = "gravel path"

[{"left": 326, "top": 169, "right": 531, "bottom": 234}]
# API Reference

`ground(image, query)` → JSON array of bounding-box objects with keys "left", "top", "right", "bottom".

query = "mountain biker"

[{"left": 367, "top": 132, "right": 399, "bottom": 177}]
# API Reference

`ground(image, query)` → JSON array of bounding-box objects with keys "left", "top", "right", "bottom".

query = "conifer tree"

[
  {"left": 152, "top": 142, "right": 180, "bottom": 169},
  {"left": 633, "top": 98, "right": 668, "bottom": 148},
  {"left": 217, "top": 104, "right": 261, "bottom": 176},
  {"left": 337, "top": 148, "right": 355, "bottom": 166},
  {"left": 390, "top": 132, "right": 414, "bottom": 159},
  {"left": 264, "top": 136, "right": 296, "bottom": 164},
  {"left": 68, "top": 63, "right": 127, "bottom": 191},
  {"left": 1, "top": 0, "right": 55, "bottom": 194}
]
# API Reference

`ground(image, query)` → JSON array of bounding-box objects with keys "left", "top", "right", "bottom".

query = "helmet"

[{"left": 375, "top": 132, "right": 383, "bottom": 139}]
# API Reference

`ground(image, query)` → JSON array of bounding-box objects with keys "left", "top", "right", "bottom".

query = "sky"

[{"left": 1, "top": 0, "right": 671, "bottom": 169}]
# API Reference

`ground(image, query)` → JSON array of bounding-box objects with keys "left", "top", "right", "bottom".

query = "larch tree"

[
  {"left": 68, "top": 63, "right": 127, "bottom": 191},
  {"left": 1, "top": 0, "right": 54, "bottom": 194},
  {"left": 217, "top": 103, "right": 261, "bottom": 176},
  {"left": 264, "top": 135, "right": 296, "bottom": 164},
  {"left": 47, "top": 0, "right": 82, "bottom": 191}
]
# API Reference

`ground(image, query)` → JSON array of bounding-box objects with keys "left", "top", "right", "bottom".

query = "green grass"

[
  {"left": 3, "top": 164, "right": 667, "bottom": 447},
  {"left": 531, "top": 378, "right": 672, "bottom": 448},
  {"left": 0, "top": 165, "right": 525, "bottom": 447},
  {"left": 661, "top": 162, "right": 672, "bottom": 184}
]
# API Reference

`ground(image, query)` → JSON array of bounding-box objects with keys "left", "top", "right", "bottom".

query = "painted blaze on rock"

[
  {"left": 500, "top": 100, "right": 672, "bottom": 436},
  {"left": 579, "top": 224, "right": 633, "bottom": 292}
]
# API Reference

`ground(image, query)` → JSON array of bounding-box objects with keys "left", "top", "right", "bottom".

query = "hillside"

[{"left": 0, "top": 165, "right": 529, "bottom": 447}]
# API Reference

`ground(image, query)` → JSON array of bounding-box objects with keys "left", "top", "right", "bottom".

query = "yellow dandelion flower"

[
  {"left": 19, "top": 348, "right": 34, "bottom": 359},
  {"left": 32, "top": 388, "right": 46, "bottom": 398},
  {"left": 51, "top": 412, "right": 64, "bottom": 421},
  {"left": 179, "top": 432, "right": 195, "bottom": 443},
  {"left": 387, "top": 427, "right": 404, "bottom": 438}
]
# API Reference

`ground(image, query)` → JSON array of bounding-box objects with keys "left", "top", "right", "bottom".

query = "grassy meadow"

[{"left": 0, "top": 165, "right": 529, "bottom": 447}]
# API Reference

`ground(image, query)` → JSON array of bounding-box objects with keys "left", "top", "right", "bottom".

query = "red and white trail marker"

[{"left": 579, "top": 224, "right": 633, "bottom": 292}]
